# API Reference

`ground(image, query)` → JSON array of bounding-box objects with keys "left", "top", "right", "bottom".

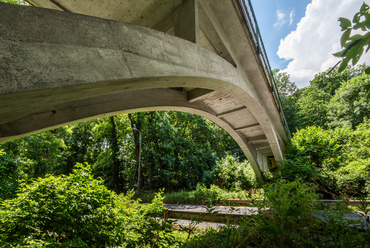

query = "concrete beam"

[
  {"left": 187, "top": 88, "right": 214, "bottom": 103},
  {"left": 174, "top": 0, "right": 199, "bottom": 43},
  {"left": 234, "top": 123, "right": 259, "bottom": 132},
  {"left": 247, "top": 135, "right": 267, "bottom": 142},
  {"left": 217, "top": 106, "right": 247, "bottom": 118}
]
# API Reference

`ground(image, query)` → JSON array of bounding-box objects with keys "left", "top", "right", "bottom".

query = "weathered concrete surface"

[{"left": 0, "top": 1, "right": 290, "bottom": 182}]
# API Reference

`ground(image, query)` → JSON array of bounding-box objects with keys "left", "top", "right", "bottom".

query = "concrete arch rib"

[
  {"left": 0, "top": 3, "right": 286, "bottom": 181},
  {"left": 0, "top": 88, "right": 264, "bottom": 182}
]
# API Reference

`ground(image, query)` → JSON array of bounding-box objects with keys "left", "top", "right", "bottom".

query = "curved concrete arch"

[
  {"left": 0, "top": 3, "right": 289, "bottom": 182},
  {"left": 0, "top": 87, "right": 264, "bottom": 180}
]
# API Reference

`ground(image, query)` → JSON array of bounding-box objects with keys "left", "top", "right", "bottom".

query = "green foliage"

[
  {"left": 188, "top": 180, "right": 318, "bottom": 247},
  {"left": 1, "top": 111, "right": 242, "bottom": 193},
  {"left": 280, "top": 122, "right": 370, "bottom": 197},
  {"left": 138, "top": 184, "right": 252, "bottom": 205},
  {"left": 0, "top": 164, "right": 180, "bottom": 247},
  {"left": 187, "top": 180, "right": 369, "bottom": 247},
  {"left": 193, "top": 184, "right": 229, "bottom": 205},
  {"left": 335, "top": 159, "right": 370, "bottom": 195},
  {"left": 0, "top": 0, "right": 29, "bottom": 5},
  {"left": 273, "top": 70, "right": 298, "bottom": 98},
  {"left": 273, "top": 70, "right": 300, "bottom": 133},
  {"left": 296, "top": 85, "right": 332, "bottom": 129},
  {"left": 0, "top": 150, "right": 19, "bottom": 200},
  {"left": 310, "top": 65, "right": 367, "bottom": 96},
  {"left": 288, "top": 126, "right": 340, "bottom": 168},
  {"left": 328, "top": 73, "right": 370, "bottom": 128},
  {"left": 211, "top": 155, "right": 257, "bottom": 190},
  {"left": 279, "top": 64, "right": 368, "bottom": 132},
  {"left": 0, "top": 163, "right": 116, "bottom": 246},
  {"left": 334, "top": 2, "right": 370, "bottom": 74}
]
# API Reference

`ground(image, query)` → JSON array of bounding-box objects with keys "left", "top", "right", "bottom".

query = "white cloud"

[
  {"left": 289, "top": 10, "right": 295, "bottom": 26},
  {"left": 274, "top": 10, "right": 287, "bottom": 29},
  {"left": 277, "top": 0, "right": 370, "bottom": 88}
]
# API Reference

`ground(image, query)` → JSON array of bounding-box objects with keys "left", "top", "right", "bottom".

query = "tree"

[
  {"left": 110, "top": 116, "right": 121, "bottom": 192},
  {"left": 334, "top": 2, "right": 370, "bottom": 74},
  {"left": 310, "top": 65, "right": 367, "bottom": 96},
  {"left": 0, "top": 150, "right": 19, "bottom": 200},
  {"left": 327, "top": 73, "right": 370, "bottom": 129},
  {"left": 296, "top": 85, "right": 332, "bottom": 130},
  {"left": 273, "top": 70, "right": 298, "bottom": 98},
  {"left": 273, "top": 70, "right": 300, "bottom": 132}
]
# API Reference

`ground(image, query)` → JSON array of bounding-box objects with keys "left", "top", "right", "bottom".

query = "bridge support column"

[{"left": 257, "top": 151, "right": 268, "bottom": 176}]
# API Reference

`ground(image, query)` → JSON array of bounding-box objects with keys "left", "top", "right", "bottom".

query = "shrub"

[
  {"left": 281, "top": 123, "right": 370, "bottom": 196},
  {"left": 0, "top": 150, "right": 19, "bottom": 200},
  {"left": 0, "top": 163, "right": 177, "bottom": 247},
  {"left": 187, "top": 180, "right": 319, "bottom": 247},
  {"left": 186, "top": 180, "right": 370, "bottom": 247},
  {"left": 212, "top": 155, "right": 257, "bottom": 190},
  {"left": 335, "top": 158, "right": 370, "bottom": 195},
  {"left": 0, "top": 163, "right": 116, "bottom": 246}
]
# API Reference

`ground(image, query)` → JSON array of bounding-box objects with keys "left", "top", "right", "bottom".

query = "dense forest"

[
  {"left": 273, "top": 64, "right": 370, "bottom": 198},
  {"left": 1, "top": 0, "right": 370, "bottom": 247}
]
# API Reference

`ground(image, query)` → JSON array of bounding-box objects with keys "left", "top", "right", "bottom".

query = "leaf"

[
  {"left": 345, "top": 42, "right": 364, "bottom": 66},
  {"left": 333, "top": 50, "right": 345, "bottom": 58},
  {"left": 360, "top": 2, "right": 370, "bottom": 14},
  {"left": 365, "top": 66, "right": 370, "bottom": 75},
  {"left": 338, "top": 57, "right": 350, "bottom": 73},
  {"left": 349, "top": 34, "right": 364, "bottom": 42},
  {"left": 339, "top": 17, "right": 352, "bottom": 31},
  {"left": 341, "top": 29, "right": 351, "bottom": 47},
  {"left": 354, "top": 22, "right": 366, "bottom": 31},
  {"left": 365, "top": 13, "right": 370, "bottom": 29},
  {"left": 353, "top": 12, "right": 362, "bottom": 24}
]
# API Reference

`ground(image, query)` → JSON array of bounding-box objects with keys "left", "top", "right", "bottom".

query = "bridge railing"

[{"left": 234, "top": 0, "right": 292, "bottom": 140}]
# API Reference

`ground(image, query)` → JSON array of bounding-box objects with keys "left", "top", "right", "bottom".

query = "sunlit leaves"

[
  {"left": 335, "top": 3, "right": 370, "bottom": 74},
  {"left": 339, "top": 17, "right": 352, "bottom": 31}
]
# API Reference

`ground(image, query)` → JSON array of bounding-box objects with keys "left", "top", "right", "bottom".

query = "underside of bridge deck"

[{"left": 0, "top": 0, "right": 290, "bottom": 182}]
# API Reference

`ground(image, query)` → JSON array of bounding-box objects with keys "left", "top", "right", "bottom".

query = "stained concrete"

[{"left": 0, "top": 0, "right": 290, "bottom": 182}]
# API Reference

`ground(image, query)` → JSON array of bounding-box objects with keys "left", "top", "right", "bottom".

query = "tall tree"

[
  {"left": 328, "top": 73, "right": 370, "bottom": 129},
  {"left": 128, "top": 113, "right": 144, "bottom": 192},
  {"left": 273, "top": 70, "right": 300, "bottom": 132},
  {"left": 110, "top": 116, "right": 121, "bottom": 192},
  {"left": 296, "top": 86, "right": 331, "bottom": 130}
]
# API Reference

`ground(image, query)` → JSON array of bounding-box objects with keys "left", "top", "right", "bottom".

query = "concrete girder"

[{"left": 0, "top": 3, "right": 288, "bottom": 182}]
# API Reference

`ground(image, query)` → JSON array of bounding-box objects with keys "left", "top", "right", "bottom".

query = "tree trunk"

[
  {"left": 110, "top": 116, "right": 121, "bottom": 192},
  {"left": 128, "top": 113, "right": 142, "bottom": 193}
]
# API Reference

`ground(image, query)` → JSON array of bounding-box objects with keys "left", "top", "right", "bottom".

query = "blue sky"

[
  {"left": 250, "top": 0, "right": 311, "bottom": 70},
  {"left": 249, "top": 0, "right": 370, "bottom": 88}
]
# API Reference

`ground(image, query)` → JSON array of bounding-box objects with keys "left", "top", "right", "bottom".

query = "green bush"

[
  {"left": 186, "top": 180, "right": 370, "bottom": 247},
  {"left": 280, "top": 123, "right": 370, "bottom": 197},
  {"left": 288, "top": 126, "right": 341, "bottom": 169},
  {"left": 335, "top": 159, "right": 370, "bottom": 195},
  {"left": 0, "top": 163, "right": 117, "bottom": 246},
  {"left": 187, "top": 180, "right": 319, "bottom": 247},
  {"left": 0, "top": 163, "right": 179, "bottom": 247},
  {"left": 212, "top": 155, "right": 257, "bottom": 190},
  {"left": 0, "top": 150, "right": 19, "bottom": 200}
]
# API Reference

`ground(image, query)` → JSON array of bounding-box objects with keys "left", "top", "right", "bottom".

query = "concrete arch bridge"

[{"left": 0, "top": 0, "right": 290, "bottom": 182}]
